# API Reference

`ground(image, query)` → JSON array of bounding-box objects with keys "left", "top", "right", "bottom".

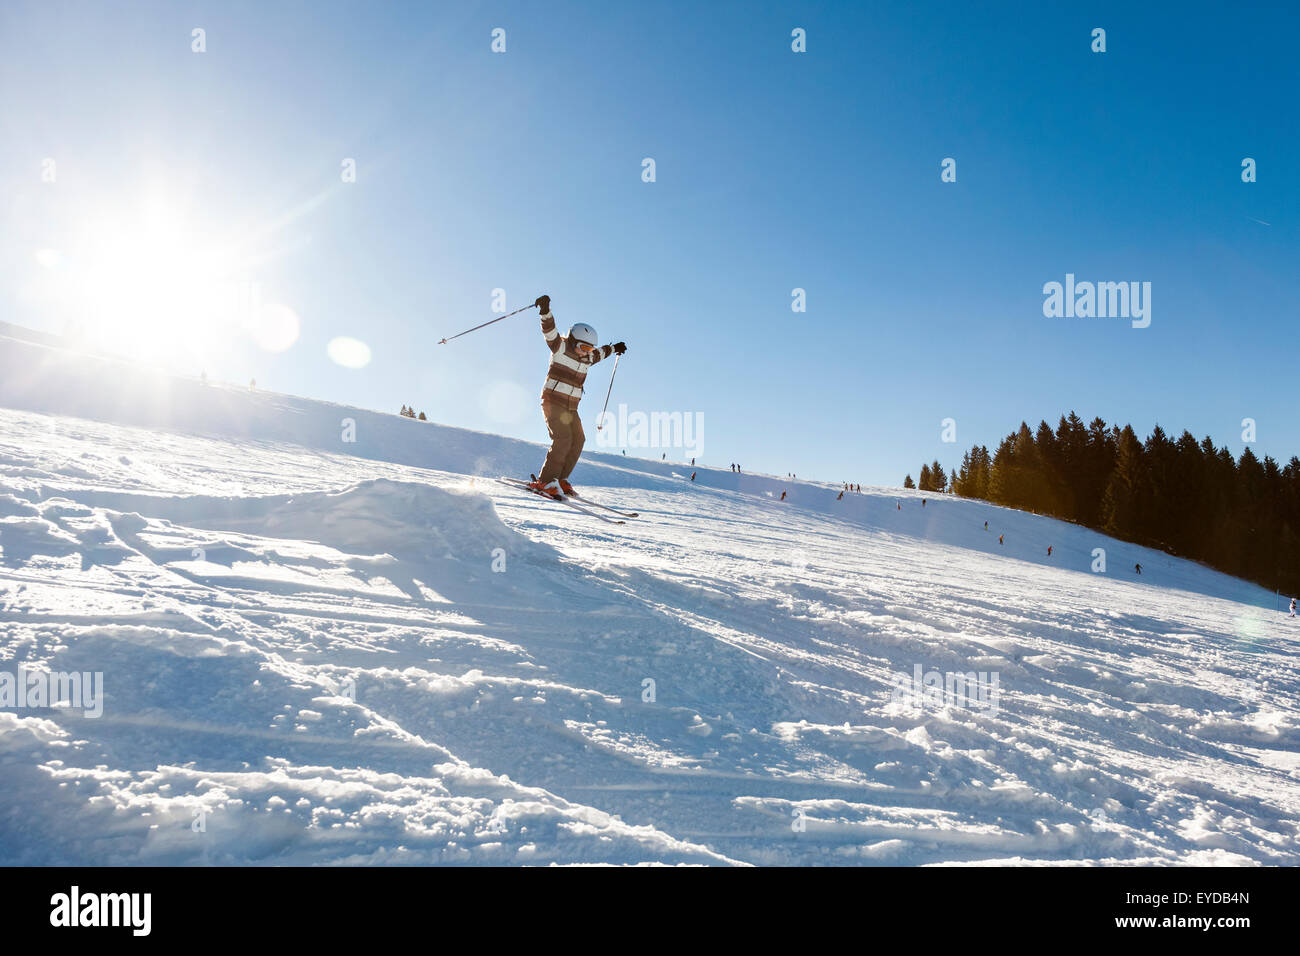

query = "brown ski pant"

[{"left": 538, "top": 396, "right": 585, "bottom": 484}]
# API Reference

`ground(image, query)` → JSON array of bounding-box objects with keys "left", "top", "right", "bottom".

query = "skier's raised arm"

[
  {"left": 585, "top": 340, "right": 625, "bottom": 366},
  {"left": 536, "top": 295, "right": 563, "bottom": 354}
]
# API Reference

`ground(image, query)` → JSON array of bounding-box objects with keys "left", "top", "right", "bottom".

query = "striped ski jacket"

[{"left": 539, "top": 310, "right": 613, "bottom": 408}]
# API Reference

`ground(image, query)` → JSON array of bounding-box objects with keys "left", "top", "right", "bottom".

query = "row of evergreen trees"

[
  {"left": 400, "top": 405, "right": 427, "bottom": 421},
  {"left": 911, "top": 412, "right": 1300, "bottom": 596},
  {"left": 904, "top": 460, "right": 953, "bottom": 493}
]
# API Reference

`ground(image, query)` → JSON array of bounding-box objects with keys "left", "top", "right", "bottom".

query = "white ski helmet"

[{"left": 568, "top": 322, "right": 598, "bottom": 348}]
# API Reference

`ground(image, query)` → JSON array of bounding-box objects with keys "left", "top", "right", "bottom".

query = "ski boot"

[
  {"left": 527, "top": 478, "right": 564, "bottom": 500},
  {"left": 559, "top": 479, "right": 578, "bottom": 497}
]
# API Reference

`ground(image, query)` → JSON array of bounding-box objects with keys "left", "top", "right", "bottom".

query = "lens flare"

[{"left": 327, "top": 336, "right": 371, "bottom": 368}]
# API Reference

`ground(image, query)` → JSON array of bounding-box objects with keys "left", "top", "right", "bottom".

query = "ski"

[
  {"left": 514, "top": 475, "right": 637, "bottom": 518},
  {"left": 563, "top": 491, "right": 639, "bottom": 519},
  {"left": 495, "top": 477, "right": 626, "bottom": 525}
]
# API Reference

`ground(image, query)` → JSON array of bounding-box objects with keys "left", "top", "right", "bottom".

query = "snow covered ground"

[{"left": 1, "top": 331, "right": 1297, "bottom": 865}]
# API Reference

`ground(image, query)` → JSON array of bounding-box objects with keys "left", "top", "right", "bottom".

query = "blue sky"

[{"left": 2, "top": 1, "right": 1297, "bottom": 484}]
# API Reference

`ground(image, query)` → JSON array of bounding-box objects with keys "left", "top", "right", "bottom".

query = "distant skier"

[
  {"left": 984, "top": 521, "right": 988, "bottom": 531},
  {"left": 691, "top": 457, "right": 695, "bottom": 466},
  {"left": 526, "top": 295, "right": 626, "bottom": 500},
  {"left": 690, "top": 472, "right": 696, "bottom": 481},
  {"left": 1135, "top": 563, "right": 1142, "bottom": 575},
  {"left": 1047, "top": 546, "right": 1053, "bottom": 557},
  {"left": 999, "top": 534, "right": 1004, "bottom": 545},
  {"left": 837, "top": 490, "right": 844, "bottom": 500},
  {"left": 922, "top": 498, "right": 926, "bottom": 507},
  {"left": 780, "top": 491, "right": 787, "bottom": 501},
  {"left": 1291, "top": 598, "right": 1297, "bottom": 617}
]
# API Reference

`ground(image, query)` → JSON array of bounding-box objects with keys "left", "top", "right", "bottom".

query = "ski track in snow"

[{"left": 1, "top": 344, "right": 1298, "bottom": 866}]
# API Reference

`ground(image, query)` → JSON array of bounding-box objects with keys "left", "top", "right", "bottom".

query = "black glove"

[
  {"left": 534, "top": 294, "right": 550, "bottom": 313},
  {"left": 612, "top": 341, "right": 627, "bottom": 355}
]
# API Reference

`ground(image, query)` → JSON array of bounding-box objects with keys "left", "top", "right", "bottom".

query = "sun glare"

[
  {"left": 81, "top": 222, "right": 209, "bottom": 344},
  {"left": 45, "top": 196, "right": 303, "bottom": 369}
]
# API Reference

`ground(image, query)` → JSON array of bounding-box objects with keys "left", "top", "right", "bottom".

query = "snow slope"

[{"left": 1, "top": 331, "right": 1297, "bottom": 865}]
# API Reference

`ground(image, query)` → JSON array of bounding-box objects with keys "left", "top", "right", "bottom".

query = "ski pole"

[
  {"left": 595, "top": 353, "right": 621, "bottom": 431},
  {"left": 438, "top": 303, "right": 538, "bottom": 345}
]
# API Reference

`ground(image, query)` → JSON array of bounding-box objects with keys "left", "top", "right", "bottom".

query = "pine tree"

[
  {"left": 973, "top": 445, "right": 992, "bottom": 500},
  {"left": 903, "top": 474, "right": 915, "bottom": 489},
  {"left": 988, "top": 435, "right": 1017, "bottom": 506},
  {"left": 1142, "top": 424, "right": 1177, "bottom": 548},
  {"left": 930, "top": 461, "right": 947, "bottom": 493},
  {"left": 954, "top": 450, "right": 974, "bottom": 496},
  {"left": 1034, "top": 420, "right": 1066, "bottom": 517},
  {"left": 1014, "top": 422, "right": 1045, "bottom": 513},
  {"left": 1167, "top": 430, "right": 1205, "bottom": 556},
  {"left": 1081, "top": 418, "right": 1115, "bottom": 527},
  {"left": 988, "top": 424, "right": 1041, "bottom": 510},
  {"left": 1056, "top": 412, "right": 1089, "bottom": 522},
  {"left": 1101, "top": 425, "right": 1147, "bottom": 541},
  {"left": 1235, "top": 447, "right": 1267, "bottom": 580}
]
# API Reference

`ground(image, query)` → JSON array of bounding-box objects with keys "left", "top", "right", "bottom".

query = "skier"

[
  {"left": 690, "top": 472, "right": 696, "bottom": 481},
  {"left": 526, "top": 295, "right": 626, "bottom": 499},
  {"left": 984, "top": 521, "right": 988, "bottom": 531},
  {"left": 837, "top": 490, "right": 844, "bottom": 500},
  {"left": 999, "top": 534, "right": 1004, "bottom": 546},
  {"left": 1290, "top": 598, "right": 1297, "bottom": 617},
  {"left": 780, "top": 491, "right": 787, "bottom": 501},
  {"left": 1047, "top": 546, "right": 1053, "bottom": 557},
  {"left": 1135, "top": 562, "right": 1142, "bottom": 575}
]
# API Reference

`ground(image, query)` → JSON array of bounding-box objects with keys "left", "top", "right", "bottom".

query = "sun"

[
  {"left": 49, "top": 194, "right": 301, "bottom": 370},
  {"left": 73, "top": 210, "right": 228, "bottom": 362}
]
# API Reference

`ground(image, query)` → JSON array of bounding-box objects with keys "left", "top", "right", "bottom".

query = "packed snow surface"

[{"left": 1, "top": 333, "right": 1297, "bottom": 865}]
